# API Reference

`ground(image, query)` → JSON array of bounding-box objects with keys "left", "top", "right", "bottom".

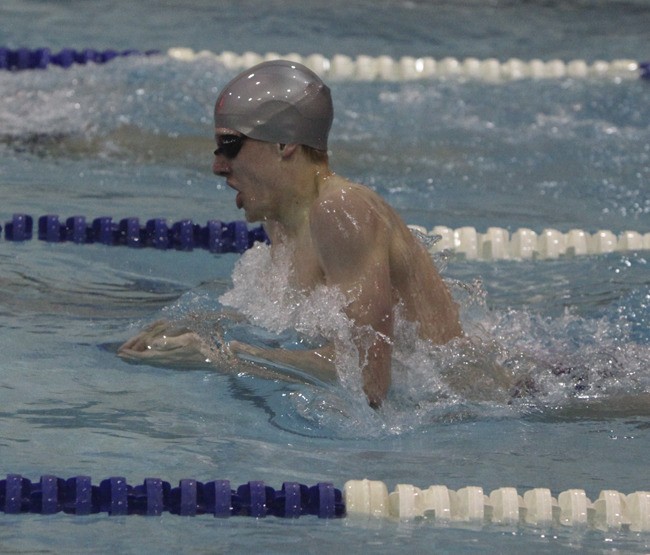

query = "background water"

[{"left": 0, "top": 1, "right": 649, "bottom": 553}]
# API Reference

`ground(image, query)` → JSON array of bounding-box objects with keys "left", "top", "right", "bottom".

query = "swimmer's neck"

[{"left": 269, "top": 158, "right": 334, "bottom": 237}]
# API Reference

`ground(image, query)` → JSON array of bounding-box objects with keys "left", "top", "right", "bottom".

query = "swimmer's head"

[{"left": 214, "top": 60, "right": 333, "bottom": 151}]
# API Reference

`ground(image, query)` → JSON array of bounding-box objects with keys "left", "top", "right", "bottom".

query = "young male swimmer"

[{"left": 119, "top": 60, "right": 462, "bottom": 407}]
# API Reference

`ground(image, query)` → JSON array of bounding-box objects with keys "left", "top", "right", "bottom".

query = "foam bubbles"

[
  {"left": 220, "top": 243, "right": 352, "bottom": 341},
  {"left": 164, "top": 243, "right": 649, "bottom": 438}
]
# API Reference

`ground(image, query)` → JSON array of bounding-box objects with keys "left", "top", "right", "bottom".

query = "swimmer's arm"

[
  {"left": 310, "top": 192, "right": 394, "bottom": 407},
  {"left": 227, "top": 340, "right": 337, "bottom": 384},
  {"left": 117, "top": 319, "right": 337, "bottom": 384}
]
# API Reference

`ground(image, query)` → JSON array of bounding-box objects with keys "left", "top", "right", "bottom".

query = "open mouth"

[{"left": 227, "top": 181, "right": 244, "bottom": 209}]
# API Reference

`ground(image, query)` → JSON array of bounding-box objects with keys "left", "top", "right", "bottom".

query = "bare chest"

[
  {"left": 289, "top": 237, "right": 324, "bottom": 290},
  {"left": 265, "top": 218, "right": 325, "bottom": 291}
]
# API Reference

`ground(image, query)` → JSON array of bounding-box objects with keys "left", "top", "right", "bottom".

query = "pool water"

[{"left": 1, "top": 1, "right": 649, "bottom": 553}]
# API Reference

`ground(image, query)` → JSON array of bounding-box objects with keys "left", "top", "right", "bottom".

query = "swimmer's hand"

[{"left": 118, "top": 320, "right": 218, "bottom": 368}]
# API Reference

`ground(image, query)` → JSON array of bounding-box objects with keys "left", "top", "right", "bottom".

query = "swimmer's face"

[{"left": 213, "top": 128, "right": 286, "bottom": 223}]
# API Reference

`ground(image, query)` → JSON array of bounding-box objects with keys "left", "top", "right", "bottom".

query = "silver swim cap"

[{"left": 214, "top": 60, "right": 333, "bottom": 150}]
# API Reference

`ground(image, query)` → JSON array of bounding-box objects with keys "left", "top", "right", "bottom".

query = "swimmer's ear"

[{"left": 277, "top": 143, "right": 298, "bottom": 158}]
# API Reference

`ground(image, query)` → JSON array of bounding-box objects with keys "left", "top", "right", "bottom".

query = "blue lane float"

[
  {"left": 640, "top": 61, "right": 650, "bottom": 80},
  {"left": 0, "top": 48, "right": 160, "bottom": 71},
  {"left": 1, "top": 214, "right": 268, "bottom": 254},
  {"left": 2, "top": 474, "right": 649, "bottom": 532},
  {"left": 0, "top": 474, "right": 344, "bottom": 518}
]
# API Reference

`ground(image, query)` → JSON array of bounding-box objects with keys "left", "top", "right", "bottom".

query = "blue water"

[{"left": 1, "top": 1, "right": 649, "bottom": 553}]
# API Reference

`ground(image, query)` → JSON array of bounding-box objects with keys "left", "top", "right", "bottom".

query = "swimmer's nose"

[{"left": 212, "top": 154, "right": 230, "bottom": 177}]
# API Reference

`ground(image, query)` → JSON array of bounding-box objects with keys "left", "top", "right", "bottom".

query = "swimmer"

[{"left": 119, "top": 60, "right": 462, "bottom": 407}]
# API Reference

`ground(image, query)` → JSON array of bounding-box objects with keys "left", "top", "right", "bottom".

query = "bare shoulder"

[
  {"left": 309, "top": 178, "right": 393, "bottom": 274},
  {"left": 311, "top": 177, "right": 390, "bottom": 237},
  {"left": 317, "top": 175, "right": 383, "bottom": 204}
]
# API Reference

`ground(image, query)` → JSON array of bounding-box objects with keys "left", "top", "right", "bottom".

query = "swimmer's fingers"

[
  {"left": 117, "top": 346, "right": 151, "bottom": 362},
  {"left": 118, "top": 321, "right": 204, "bottom": 359},
  {"left": 119, "top": 330, "right": 215, "bottom": 366},
  {"left": 118, "top": 320, "right": 171, "bottom": 354},
  {"left": 149, "top": 331, "right": 203, "bottom": 352},
  {"left": 118, "top": 332, "right": 154, "bottom": 354}
]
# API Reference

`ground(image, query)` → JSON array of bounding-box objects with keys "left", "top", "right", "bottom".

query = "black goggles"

[{"left": 214, "top": 134, "right": 247, "bottom": 159}]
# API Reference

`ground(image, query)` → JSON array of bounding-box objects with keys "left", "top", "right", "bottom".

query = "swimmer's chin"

[{"left": 240, "top": 208, "right": 263, "bottom": 224}]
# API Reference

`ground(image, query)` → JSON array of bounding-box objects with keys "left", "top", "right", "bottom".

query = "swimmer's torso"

[{"left": 265, "top": 176, "right": 462, "bottom": 345}]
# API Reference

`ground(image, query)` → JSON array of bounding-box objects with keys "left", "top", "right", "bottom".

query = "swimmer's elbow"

[
  {"left": 364, "top": 383, "right": 388, "bottom": 410},
  {"left": 362, "top": 361, "right": 391, "bottom": 409}
]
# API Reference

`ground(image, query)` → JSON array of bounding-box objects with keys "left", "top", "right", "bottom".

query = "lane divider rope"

[
  {"left": 0, "top": 47, "right": 158, "bottom": 71},
  {"left": 1, "top": 214, "right": 268, "bottom": 254},
  {"left": 168, "top": 48, "right": 649, "bottom": 82},
  {"left": 1, "top": 475, "right": 648, "bottom": 532},
  {"left": 0, "top": 475, "right": 343, "bottom": 518},
  {"left": 1, "top": 46, "right": 648, "bottom": 82},
  {"left": 2, "top": 214, "right": 647, "bottom": 260},
  {"left": 345, "top": 479, "right": 650, "bottom": 532},
  {"left": 410, "top": 224, "right": 650, "bottom": 261}
]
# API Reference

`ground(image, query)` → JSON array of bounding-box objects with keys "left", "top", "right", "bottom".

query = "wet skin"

[{"left": 120, "top": 131, "right": 462, "bottom": 407}]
